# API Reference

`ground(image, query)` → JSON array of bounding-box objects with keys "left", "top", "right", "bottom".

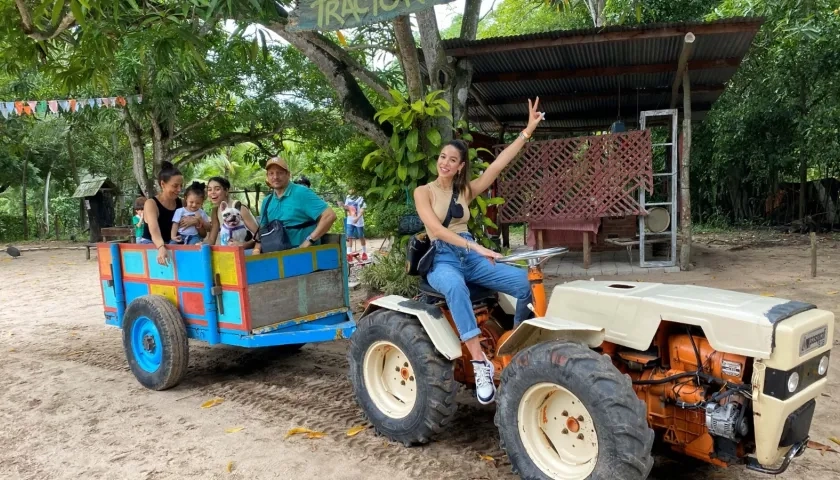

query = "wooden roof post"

[
  {"left": 680, "top": 65, "right": 693, "bottom": 270},
  {"left": 671, "top": 32, "right": 695, "bottom": 109}
]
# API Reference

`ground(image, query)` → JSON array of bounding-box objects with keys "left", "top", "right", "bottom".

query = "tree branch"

[
  {"left": 266, "top": 21, "right": 392, "bottom": 152},
  {"left": 15, "top": 0, "right": 76, "bottom": 41},
  {"left": 171, "top": 110, "right": 222, "bottom": 141},
  {"left": 344, "top": 44, "right": 397, "bottom": 55},
  {"left": 171, "top": 124, "right": 287, "bottom": 167},
  {"left": 304, "top": 31, "right": 395, "bottom": 103}
]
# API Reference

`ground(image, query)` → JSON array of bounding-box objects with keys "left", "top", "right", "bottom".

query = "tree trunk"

[
  {"left": 416, "top": 10, "right": 455, "bottom": 144},
  {"left": 121, "top": 108, "right": 153, "bottom": 195},
  {"left": 460, "top": 0, "right": 482, "bottom": 40},
  {"left": 44, "top": 167, "right": 52, "bottom": 237},
  {"left": 393, "top": 15, "right": 424, "bottom": 102},
  {"left": 66, "top": 126, "right": 86, "bottom": 232},
  {"left": 21, "top": 153, "right": 28, "bottom": 240},
  {"left": 267, "top": 22, "right": 392, "bottom": 152},
  {"left": 585, "top": 0, "right": 606, "bottom": 27},
  {"left": 150, "top": 115, "right": 166, "bottom": 173},
  {"left": 798, "top": 76, "right": 808, "bottom": 221},
  {"left": 679, "top": 71, "right": 692, "bottom": 270}
]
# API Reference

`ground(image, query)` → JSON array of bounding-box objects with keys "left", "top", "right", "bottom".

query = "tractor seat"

[{"left": 419, "top": 277, "right": 497, "bottom": 303}]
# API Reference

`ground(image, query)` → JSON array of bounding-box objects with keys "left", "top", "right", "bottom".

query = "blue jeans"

[
  {"left": 426, "top": 232, "right": 532, "bottom": 342},
  {"left": 169, "top": 234, "right": 201, "bottom": 245}
]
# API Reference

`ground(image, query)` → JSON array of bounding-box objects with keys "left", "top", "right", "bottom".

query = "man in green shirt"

[{"left": 253, "top": 156, "right": 337, "bottom": 254}]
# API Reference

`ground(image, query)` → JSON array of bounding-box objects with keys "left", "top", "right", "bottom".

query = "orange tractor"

[{"left": 349, "top": 247, "right": 832, "bottom": 479}]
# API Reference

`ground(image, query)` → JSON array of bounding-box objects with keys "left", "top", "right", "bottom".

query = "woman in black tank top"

[
  {"left": 142, "top": 161, "right": 204, "bottom": 266},
  {"left": 141, "top": 196, "right": 183, "bottom": 243}
]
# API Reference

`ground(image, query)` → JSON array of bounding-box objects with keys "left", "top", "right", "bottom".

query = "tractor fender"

[
  {"left": 360, "top": 295, "right": 463, "bottom": 360},
  {"left": 497, "top": 316, "right": 606, "bottom": 358}
]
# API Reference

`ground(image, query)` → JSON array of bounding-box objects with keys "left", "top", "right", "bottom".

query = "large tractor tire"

[
  {"left": 348, "top": 308, "right": 459, "bottom": 446},
  {"left": 122, "top": 295, "right": 189, "bottom": 391},
  {"left": 495, "top": 341, "right": 654, "bottom": 480}
]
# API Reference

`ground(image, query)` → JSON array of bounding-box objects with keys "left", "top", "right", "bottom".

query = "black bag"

[
  {"left": 405, "top": 189, "right": 458, "bottom": 277},
  {"left": 257, "top": 195, "right": 319, "bottom": 253}
]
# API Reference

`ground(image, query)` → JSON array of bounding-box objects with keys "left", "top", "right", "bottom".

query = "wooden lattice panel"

[{"left": 494, "top": 130, "right": 653, "bottom": 223}]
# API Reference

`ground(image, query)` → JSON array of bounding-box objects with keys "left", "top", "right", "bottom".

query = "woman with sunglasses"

[{"left": 414, "top": 97, "right": 544, "bottom": 405}]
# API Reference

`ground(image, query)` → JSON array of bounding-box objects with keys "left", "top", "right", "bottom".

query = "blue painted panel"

[
  {"left": 104, "top": 313, "right": 120, "bottom": 327},
  {"left": 124, "top": 282, "right": 150, "bottom": 304},
  {"left": 122, "top": 251, "right": 146, "bottom": 276},
  {"left": 146, "top": 249, "right": 176, "bottom": 281},
  {"left": 246, "top": 258, "right": 280, "bottom": 284},
  {"left": 283, "top": 252, "right": 314, "bottom": 278},
  {"left": 223, "top": 319, "right": 356, "bottom": 348},
  {"left": 174, "top": 250, "right": 206, "bottom": 283},
  {"left": 101, "top": 280, "right": 116, "bottom": 308},
  {"left": 315, "top": 248, "right": 339, "bottom": 271},
  {"left": 217, "top": 290, "right": 243, "bottom": 325}
]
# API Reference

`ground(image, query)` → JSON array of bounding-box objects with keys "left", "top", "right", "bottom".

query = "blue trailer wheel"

[{"left": 122, "top": 295, "right": 189, "bottom": 390}]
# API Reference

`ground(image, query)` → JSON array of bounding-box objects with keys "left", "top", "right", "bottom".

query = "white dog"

[{"left": 219, "top": 201, "right": 251, "bottom": 246}]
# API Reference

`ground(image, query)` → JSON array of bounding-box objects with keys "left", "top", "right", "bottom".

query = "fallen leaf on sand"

[
  {"left": 760, "top": 292, "right": 775, "bottom": 297},
  {"left": 226, "top": 461, "right": 234, "bottom": 473},
  {"left": 285, "top": 427, "right": 326, "bottom": 439},
  {"left": 830, "top": 437, "right": 840, "bottom": 446},
  {"left": 827, "top": 291, "right": 839, "bottom": 296},
  {"left": 346, "top": 425, "right": 368, "bottom": 437},
  {"left": 200, "top": 397, "right": 224, "bottom": 409},
  {"left": 225, "top": 427, "right": 245, "bottom": 434},
  {"left": 807, "top": 440, "right": 839, "bottom": 455},
  {"left": 479, "top": 455, "right": 495, "bottom": 463},
  {"left": 9, "top": 348, "right": 15, "bottom": 352}
]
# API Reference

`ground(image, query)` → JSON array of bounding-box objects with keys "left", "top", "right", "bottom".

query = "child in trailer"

[{"left": 170, "top": 181, "right": 211, "bottom": 245}]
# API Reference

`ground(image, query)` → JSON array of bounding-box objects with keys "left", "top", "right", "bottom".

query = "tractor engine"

[{"left": 606, "top": 332, "right": 753, "bottom": 466}]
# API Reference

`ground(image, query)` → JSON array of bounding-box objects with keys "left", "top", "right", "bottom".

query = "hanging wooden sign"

[{"left": 287, "top": 0, "right": 455, "bottom": 32}]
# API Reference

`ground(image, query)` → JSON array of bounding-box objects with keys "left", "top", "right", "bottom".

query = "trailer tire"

[
  {"left": 495, "top": 341, "right": 654, "bottom": 480},
  {"left": 122, "top": 295, "right": 189, "bottom": 391}
]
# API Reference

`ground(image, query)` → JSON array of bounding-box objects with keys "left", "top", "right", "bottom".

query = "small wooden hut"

[{"left": 72, "top": 175, "right": 119, "bottom": 243}]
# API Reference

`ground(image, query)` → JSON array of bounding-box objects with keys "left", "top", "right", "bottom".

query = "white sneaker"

[{"left": 471, "top": 355, "right": 496, "bottom": 405}]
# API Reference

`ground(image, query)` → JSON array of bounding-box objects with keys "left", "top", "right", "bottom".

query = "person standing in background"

[
  {"left": 343, "top": 189, "right": 367, "bottom": 261},
  {"left": 131, "top": 197, "right": 146, "bottom": 243}
]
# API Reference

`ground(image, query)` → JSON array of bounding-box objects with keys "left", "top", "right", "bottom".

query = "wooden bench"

[{"left": 605, "top": 237, "right": 670, "bottom": 265}]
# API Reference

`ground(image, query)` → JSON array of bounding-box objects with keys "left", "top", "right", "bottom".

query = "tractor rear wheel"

[
  {"left": 495, "top": 341, "right": 654, "bottom": 480},
  {"left": 348, "top": 308, "right": 459, "bottom": 446}
]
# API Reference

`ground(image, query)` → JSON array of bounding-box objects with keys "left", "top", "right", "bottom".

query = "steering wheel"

[{"left": 496, "top": 246, "right": 569, "bottom": 266}]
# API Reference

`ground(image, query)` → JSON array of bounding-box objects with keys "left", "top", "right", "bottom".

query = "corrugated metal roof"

[
  {"left": 72, "top": 175, "right": 113, "bottom": 198},
  {"left": 441, "top": 17, "right": 764, "bottom": 132}
]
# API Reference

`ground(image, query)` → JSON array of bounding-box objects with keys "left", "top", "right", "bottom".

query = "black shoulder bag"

[
  {"left": 256, "top": 194, "right": 319, "bottom": 253},
  {"left": 406, "top": 188, "right": 459, "bottom": 277}
]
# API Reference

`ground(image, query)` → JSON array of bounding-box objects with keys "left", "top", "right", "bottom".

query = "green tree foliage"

[{"left": 691, "top": 0, "right": 840, "bottom": 223}]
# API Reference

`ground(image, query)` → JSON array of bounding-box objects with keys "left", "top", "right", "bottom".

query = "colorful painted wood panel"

[{"left": 97, "top": 238, "right": 350, "bottom": 342}]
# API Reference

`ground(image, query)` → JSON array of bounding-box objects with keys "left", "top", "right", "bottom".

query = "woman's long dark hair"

[
  {"left": 208, "top": 176, "right": 231, "bottom": 191},
  {"left": 446, "top": 139, "right": 473, "bottom": 199}
]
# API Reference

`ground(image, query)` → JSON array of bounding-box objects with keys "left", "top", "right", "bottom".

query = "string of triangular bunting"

[{"left": 0, "top": 95, "right": 143, "bottom": 118}]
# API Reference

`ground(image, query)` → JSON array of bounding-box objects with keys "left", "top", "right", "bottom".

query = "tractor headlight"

[
  {"left": 787, "top": 372, "right": 800, "bottom": 393},
  {"left": 819, "top": 355, "right": 829, "bottom": 375}
]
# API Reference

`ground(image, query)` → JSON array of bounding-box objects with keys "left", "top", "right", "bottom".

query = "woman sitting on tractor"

[{"left": 414, "top": 97, "right": 544, "bottom": 405}]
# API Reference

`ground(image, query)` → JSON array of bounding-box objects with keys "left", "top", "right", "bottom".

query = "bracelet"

[{"left": 520, "top": 130, "right": 531, "bottom": 140}]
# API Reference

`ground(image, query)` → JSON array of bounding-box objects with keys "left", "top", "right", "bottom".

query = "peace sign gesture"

[{"left": 526, "top": 97, "right": 544, "bottom": 133}]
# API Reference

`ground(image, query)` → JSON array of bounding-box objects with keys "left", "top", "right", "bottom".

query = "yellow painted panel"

[
  {"left": 150, "top": 284, "right": 178, "bottom": 307},
  {"left": 212, "top": 251, "right": 239, "bottom": 286}
]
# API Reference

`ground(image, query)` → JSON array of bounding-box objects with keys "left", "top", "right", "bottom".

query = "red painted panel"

[{"left": 182, "top": 291, "right": 205, "bottom": 316}]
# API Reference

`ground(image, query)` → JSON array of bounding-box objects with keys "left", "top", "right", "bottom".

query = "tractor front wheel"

[
  {"left": 122, "top": 295, "right": 189, "bottom": 391},
  {"left": 348, "top": 308, "right": 459, "bottom": 446},
  {"left": 495, "top": 341, "right": 654, "bottom": 480}
]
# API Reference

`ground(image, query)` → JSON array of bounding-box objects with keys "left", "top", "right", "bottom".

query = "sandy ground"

[{"left": 1, "top": 231, "right": 840, "bottom": 480}]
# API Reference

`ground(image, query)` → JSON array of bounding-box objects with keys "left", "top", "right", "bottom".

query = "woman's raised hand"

[{"left": 526, "top": 97, "right": 544, "bottom": 133}]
